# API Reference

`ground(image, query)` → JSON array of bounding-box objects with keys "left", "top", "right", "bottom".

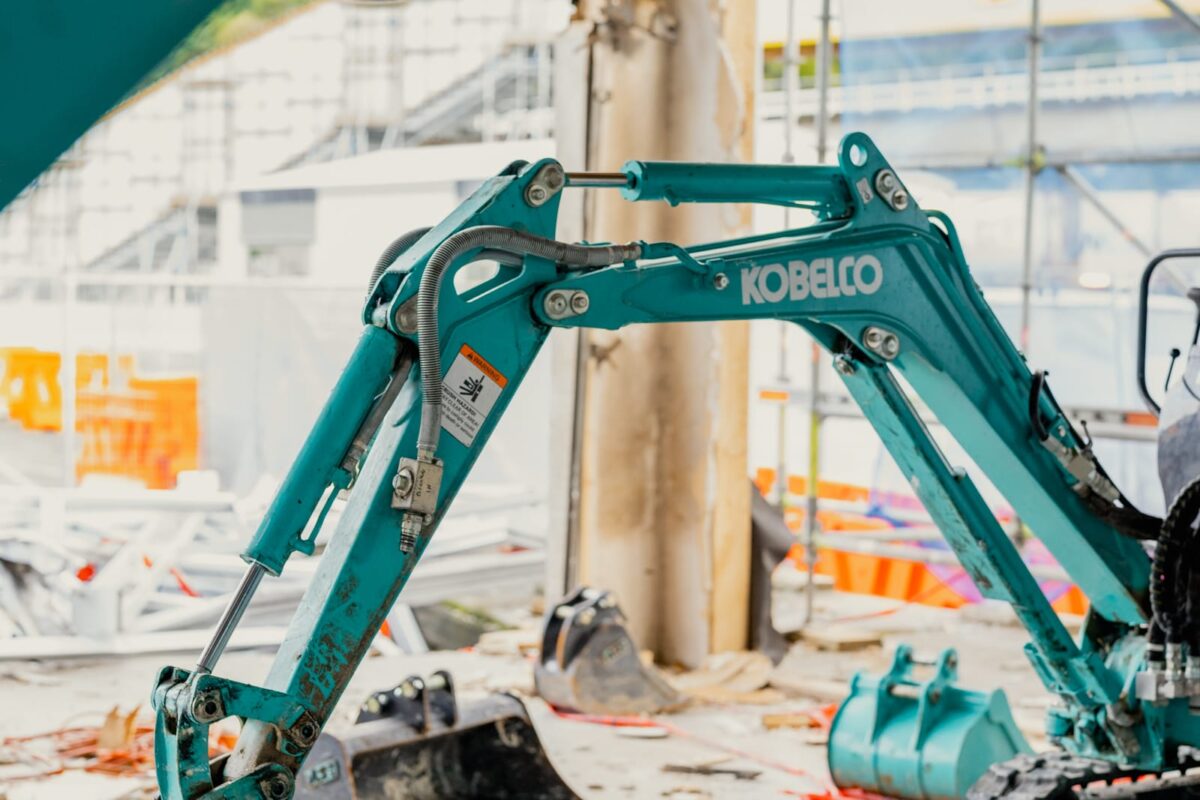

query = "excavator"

[{"left": 8, "top": 4, "right": 1200, "bottom": 800}]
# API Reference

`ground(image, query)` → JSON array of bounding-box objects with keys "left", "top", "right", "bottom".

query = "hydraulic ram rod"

[{"left": 568, "top": 162, "right": 855, "bottom": 218}]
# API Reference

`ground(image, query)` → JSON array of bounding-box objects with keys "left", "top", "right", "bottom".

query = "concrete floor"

[{"left": 0, "top": 587, "right": 1055, "bottom": 799}]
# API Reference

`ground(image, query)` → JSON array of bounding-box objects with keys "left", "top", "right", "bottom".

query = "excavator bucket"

[
  {"left": 827, "top": 645, "right": 1031, "bottom": 800},
  {"left": 294, "top": 671, "right": 578, "bottom": 799},
  {"left": 535, "top": 587, "right": 685, "bottom": 715}
]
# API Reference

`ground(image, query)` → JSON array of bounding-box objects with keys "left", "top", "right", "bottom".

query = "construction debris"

[
  {"left": 799, "top": 625, "right": 883, "bottom": 652},
  {"left": 0, "top": 706, "right": 235, "bottom": 783},
  {"left": 761, "top": 710, "right": 823, "bottom": 731},
  {"left": 670, "top": 651, "right": 785, "bottom": 705},
  {"left": 0, "top": 479, "right": 549, "bottom": 660},
  {"left": 662, "top": 756, "right": 762, "bottom": 781}
]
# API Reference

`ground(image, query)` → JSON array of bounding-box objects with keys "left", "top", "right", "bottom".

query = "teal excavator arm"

[
  {"left": 152, "top": 133, "right": 1191, "bottom": 799},
  {"left": 1, "top": 1, "right": 226, "bottom": 211}
]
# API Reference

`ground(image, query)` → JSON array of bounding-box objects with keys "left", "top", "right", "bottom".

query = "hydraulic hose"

[
  {"left": 1030, "top": 370, "right": 1161, "bottom": 540},
  {"left": 415, "top": 225, "right": 642, "bottom": 458},
  {"left": 1152, "top": 477, "right": 1200, "bottom": 644},
  {"left": 366, "top": 227, "right": 433, "bottom": 298}
]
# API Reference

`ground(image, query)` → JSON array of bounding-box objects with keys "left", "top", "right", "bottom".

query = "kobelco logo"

[{"left": 740, "top": 255, "right": 884, "bottom": 306}]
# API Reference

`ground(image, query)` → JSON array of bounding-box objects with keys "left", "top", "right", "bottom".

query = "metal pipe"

[
  {"left": 898, "top": 150, "right": 1200, "bottom": 171},
  {"left": 815, "top": 0, "right": 833, "bottom": 164},
  {"left": 776, "top": 1, "right": 798, "bottom": 506},
  {"left": 194, "top": 562, "right": 265, "bottom": 674},
  {"left": 1159, "top": 0, "right": 1200, "bottom": 37},
  {"left": 1018, "top": 0, "right": 1041, "bottom": 354},
  {"left": 803, "top": 344, "right": 821, "bottom": 626},
  {"left": 1056, "top": 165, "right": 1188, "bottom": 295},
  {"left": 61, "top": 273, "right": 77, "bottom": 489},
  {"left": 565, "top": 172, "right": 629, "bottom": 188},
  {"left": 804, "top": 0, "right": 833, "bottom": 627},
  {"left": 782, "top": 0, "right": 797, "bottom": 166},
  {"left": 1056, "top": 166, "right": 1151, "bottom": 258}
]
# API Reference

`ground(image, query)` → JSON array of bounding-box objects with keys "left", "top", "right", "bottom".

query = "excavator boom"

[{"left": 149, "top": 133, "right": 1195, "bottom": 798}]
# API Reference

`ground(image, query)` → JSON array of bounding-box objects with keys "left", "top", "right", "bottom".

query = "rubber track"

[{"left": 969, "top": 753, "right": 1150, "bottom": 800}]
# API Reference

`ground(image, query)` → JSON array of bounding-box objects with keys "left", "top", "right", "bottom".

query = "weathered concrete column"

[{"left": 563, "top": 0, "right": 756, "bottom": 667}]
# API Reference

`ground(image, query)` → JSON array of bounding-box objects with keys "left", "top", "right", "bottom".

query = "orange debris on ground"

[{"left": 0, "top": 707, "right": 234, "bottom": 782}]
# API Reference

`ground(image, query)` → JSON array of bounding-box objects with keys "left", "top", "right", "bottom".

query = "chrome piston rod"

[
  {"left": 565, "top": 172, "right": 629, "bottom": 188},
  {"left": 194, "top": 562, "right": 266, "bottom": 674}
]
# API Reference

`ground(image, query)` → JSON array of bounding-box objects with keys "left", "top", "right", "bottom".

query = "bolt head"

[
  {"left": 864, "top": 328, "right": 883, "bottom": 348},
  {"left": 393, "top": 465, "right": 417, "bottom": 496},
  {"left": 712, "top": 272, "right": 729, "bottom": 290},
  {"left": 891, "top": 191, "right": 909, "bottom": 210},
  {"left": 260, "top": 774, "right": 291, "bottom": 799},
  {"left": 545, "top": 291, "right": 569, "bottom": 316},
  {"left": 395, "top": 305, "right": 418, "bottom": 333},
  {"left": 834, "top": 356, "right": 856, "bottom": 376},
  {"left": 528, "top": 185, "right": 547, "bottom": 203},
  {"left": 577, "top": 608, "right": 596, "bottom": 626},
  {"left": 544, "top": 166, "right": 565, "bottom": 191},
  {"left": 877, "top": 172, "right": 897, "bottom": 192},
  {"left": 191, "top": 691, "right": 222, "bottom": 722},
  {"left": 881, "top": 335, "right": 900, "bottom": 358},
  {"left": 569, "top": 292, "right": 590, "bottom": 313}
]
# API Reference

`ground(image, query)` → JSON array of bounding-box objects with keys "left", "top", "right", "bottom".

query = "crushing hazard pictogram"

[{"left": 440, "top": 344, "right": 507, "bottom": 446}]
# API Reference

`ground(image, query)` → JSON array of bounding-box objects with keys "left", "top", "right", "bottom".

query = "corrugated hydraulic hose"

[
  {"left": 367, "top": 227, "right": 433, "bottom": 298},
  {"left": 416, "top": 225, "right": 642, "bottom": 458}
]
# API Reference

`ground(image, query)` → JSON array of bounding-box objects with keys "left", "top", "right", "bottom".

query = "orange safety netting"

[{"left": 754, "top": 467, "right": 1089, "bottom": 617}]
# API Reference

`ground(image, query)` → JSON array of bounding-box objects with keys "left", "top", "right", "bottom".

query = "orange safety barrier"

[
  {"left": 758, "top": 467, "right": 1089, "bottom": 615},
  {"left": 77, "top": 375, "right": 199, "bottom": 489},
  {"left": 4, "top": 349, "right": 62, "bottom": 430},
  {"left": 0, "top": 347, "right": 29, "bottom": 415},
  {"left": 0, "top": 349, "right": 131, "bottom": 431},
  {"left": 0, "top": 346, "right": 200, "bottom": 490}
]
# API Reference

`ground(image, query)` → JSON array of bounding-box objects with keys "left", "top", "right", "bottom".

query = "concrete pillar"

[{"left": 564, "top": 0, "right": 756, "bottom": 667}]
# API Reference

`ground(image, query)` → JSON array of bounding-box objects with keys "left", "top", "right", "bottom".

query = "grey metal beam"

[
  {"left": 1056, "top": 164, "right": 1189, "bottom": 293},
  {"left": 1160, "top": 0, "right": 1200, "bottom": 38}
]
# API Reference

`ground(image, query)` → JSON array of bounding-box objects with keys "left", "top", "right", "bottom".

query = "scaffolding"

[{"left": 768, "top": 0, "right": 1200, "bottom": 623}]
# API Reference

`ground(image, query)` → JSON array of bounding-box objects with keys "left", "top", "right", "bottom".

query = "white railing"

[{"left": 762, "top": 49, "right": 1200, "bottom": 118}]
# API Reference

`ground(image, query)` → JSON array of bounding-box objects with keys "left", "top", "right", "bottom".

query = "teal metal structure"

[
  {"left": 1, "top": 6, "right": 1190, "bottom": 796},
  {"left": 0, "top": 1, "right": 226, "bottom": 211},
  {"left": 148, "top": 132, "right": 1198, "bottom": 798},
  {"left": 829, "top": 646, "right": 1030, "bottom": 800}
]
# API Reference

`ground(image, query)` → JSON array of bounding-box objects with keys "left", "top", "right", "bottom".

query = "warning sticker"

[{"left": 441, "top": 344, "right": 508, "bottom": 447}]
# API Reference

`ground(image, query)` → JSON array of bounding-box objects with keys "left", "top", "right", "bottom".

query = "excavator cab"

[{"left": 1139, "top": 250, "right": 1200, "bottom": 505}]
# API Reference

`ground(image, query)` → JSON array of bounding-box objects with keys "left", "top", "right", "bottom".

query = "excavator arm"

[{"left": 153, "top": 133, "right": 1192, "bottom": 799}]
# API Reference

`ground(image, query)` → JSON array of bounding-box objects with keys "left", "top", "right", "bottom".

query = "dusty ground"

[{"left": 0, "top": 583, "right": 1057, "bottom": 799}]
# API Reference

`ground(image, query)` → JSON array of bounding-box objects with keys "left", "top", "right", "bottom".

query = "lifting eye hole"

[
  {"left": 849, "top": 144, "right": 867, "bottom": 167},
  {"left": 453, "top": 259, "right": 501, "bottom": 295}
]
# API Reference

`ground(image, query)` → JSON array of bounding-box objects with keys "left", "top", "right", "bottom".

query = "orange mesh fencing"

[{"left": 756, "top": 467, "right": 1088, "bottom": 615}]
